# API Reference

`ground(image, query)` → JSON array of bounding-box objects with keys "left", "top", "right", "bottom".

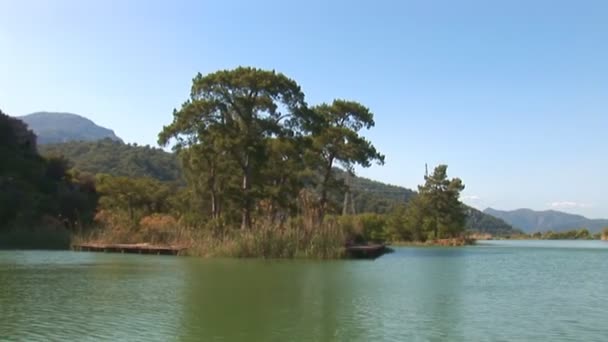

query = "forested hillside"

[
  {"left": 38, "top": 138, "right": 517, "bottom": 236},
  {"left": 0, "top": 110, "right": 97, "bottom": 247},
  {"left": 39, "top": 139, "right": 181, "bottom": 182},
  {"left": 333, "top": 169, "right": 415, "bottom": 214}
]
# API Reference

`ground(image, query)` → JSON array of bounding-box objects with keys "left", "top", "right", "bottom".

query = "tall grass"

[
  {"left": 75, "top": 213, "right": 348, "bottom": 259},
  {"left": 73, "top": 191, "right": 355, "bottom": 260},
  {"left": 186, "top": 218, "right": 347, "bottom": 259}
]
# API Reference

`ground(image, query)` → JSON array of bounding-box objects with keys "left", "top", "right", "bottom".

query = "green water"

[{"left": 1, "top": 240, "right": 607, "bottom": 341}]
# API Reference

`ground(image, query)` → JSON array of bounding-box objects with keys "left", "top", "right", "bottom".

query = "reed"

[{"left": 74, "top": 210, "right": 349, "bottom": 259}]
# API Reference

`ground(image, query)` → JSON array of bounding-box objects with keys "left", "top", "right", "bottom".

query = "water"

[{"left": 1, "top": 240, "right": 608, "bottom": 341}]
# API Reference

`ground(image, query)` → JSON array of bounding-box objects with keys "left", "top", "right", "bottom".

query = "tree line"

[
  {"left": 0, "top": 110, "right": 97, "bottom": 246},
  {"left": 157, "top": 67, "right": 386, "bottom": 230},
  {"left": 1, "top": 67, "right": 473, "bottom": 251}
]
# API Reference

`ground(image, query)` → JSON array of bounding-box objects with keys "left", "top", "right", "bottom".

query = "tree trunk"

[
  {"left": 210, "top": 190, "right": 218, "bottom": 219},
  {"left": 241, "top": 155, "right": 252, "bottom": 230},
  {"left": 318, "top": 157, "right": 334, "bottom": 221},
  {"left": 209, "top": 165, "right": 219, "bottom": 220}
]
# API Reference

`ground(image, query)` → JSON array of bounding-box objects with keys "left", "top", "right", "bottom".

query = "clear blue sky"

[{"left": 1, "top": 0, "right": 607, "bottom": 218}]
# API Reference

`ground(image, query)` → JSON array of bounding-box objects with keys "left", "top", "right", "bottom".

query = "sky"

[{"left": 1, "top": 0, "right": 607, "bottom": 218}]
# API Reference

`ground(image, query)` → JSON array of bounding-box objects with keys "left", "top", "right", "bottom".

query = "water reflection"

[
  {"left": 178, "top": 259, "right": 369, "bottom": 341},
  {"left": 2, "top": 244, "right": 608, "bottom": 341},
  {"left": 0, "top": 251, "right": 187, "bottom": 340}
]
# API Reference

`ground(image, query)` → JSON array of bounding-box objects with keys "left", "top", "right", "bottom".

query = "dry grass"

[
  {"left": 186, "top": 218, "right": 347, "bottom": 259},
  {"left": 74, "top": 210, "right": 349, "bottom": 259}
]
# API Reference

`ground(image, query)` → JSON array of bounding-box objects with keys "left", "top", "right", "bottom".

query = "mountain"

[
  {"left": 483, "top": 208, "right": 608, "bottom": 233},
  {"left": 465, "top": 207, "right": 522, "bottom": 236},
  {"left": 19, "top": 112, "right": 122, "bottom": 144}
]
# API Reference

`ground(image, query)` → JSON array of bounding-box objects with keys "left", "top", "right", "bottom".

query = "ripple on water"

[{"left": 1, "top": 243, "right": 608, "bottom": 341}]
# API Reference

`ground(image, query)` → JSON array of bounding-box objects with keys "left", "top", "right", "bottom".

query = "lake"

[{"left": 1, "top": 240, "right": 607, "bottom": 341}]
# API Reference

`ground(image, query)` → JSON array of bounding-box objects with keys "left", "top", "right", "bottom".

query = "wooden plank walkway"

[
  {"left": 345, "top": 244, "right": 388, "bottom": 259},
  {"left": 74, "top": 243, "right": 188, "bottom": 255}
]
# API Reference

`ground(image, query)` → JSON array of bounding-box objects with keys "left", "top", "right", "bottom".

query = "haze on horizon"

[{"left": 1, "top": 0, "right": 606, "bottom": 218}]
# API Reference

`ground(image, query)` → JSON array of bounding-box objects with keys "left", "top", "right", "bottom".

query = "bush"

[
  {"left": 139, "top": 214, "right": 179, "bottom": 244},
  {"left": 0, "top": 216, "right": 71, "bottom": 249}
]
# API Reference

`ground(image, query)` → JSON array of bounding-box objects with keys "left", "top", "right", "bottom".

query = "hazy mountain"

[
  {"left": 483, "top": 208, "right": 608, "bottom": 233},
  {"left": 466, "top": 207, "right": 522, "bottom": 236},
  {"left": 19, "top": 112, "right": 122, "bottom": 145}
]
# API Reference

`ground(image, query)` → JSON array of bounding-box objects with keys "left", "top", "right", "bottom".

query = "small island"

[{"left": 1, "top": 67, "right": 516, "bottom": 258}]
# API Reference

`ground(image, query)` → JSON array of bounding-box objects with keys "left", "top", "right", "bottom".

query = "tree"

[
  {"left": 259, "top": 136, "right": 311, "bottom": 223},
  {"left": 310, "top": 100, "right": 384, "bottom": 218},
  {"left": 575, "top": 228, "right": 590, "bottom": 240},
  {"left": 159, "top": 67, "right": 307, "bottom": 229},
  {"left": 96, "top": 174, "right": 172, "bottom": 221},
  {"left": 0, "top": 110, "right": 98, "bottom": 234},
  {"left": 420, "top": 165, "right": 466, "bottom": 239},
  {"left": 387, "top": 195, "right": 429, "bottom": 241},
  {"left": 403, "top": 165, "right": 466, "bottom": 240},
  {"left": 177, "top": 136, "right": 237, "bottom": 221}
]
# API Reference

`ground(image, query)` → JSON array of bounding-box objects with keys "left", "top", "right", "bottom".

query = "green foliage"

[
  {"left": 529, "top": 228, "right": 593, "bottom": 240},
  {"left": 386, "top": 200, "right": 426, "bottom": 242},
  {"left": 336, "top": 213, "right": 387, "bottom": 243},
  {"left": 35, "top": 117, "right": 513, "bottom": 237},
  {"left": 309, "top": 100, "right": 385, "bottom": 217},
  {"left": 356, "top": 213, "right": 387, "bottom": 242},
  {"left": 96, "top": 174, "right": 174, "bottom": 222},
  {"left": 344, "top": 172, "right": 415, "bottom": 214},
  {"left": 159, "top": 67, "right": 384, "bottom": 229},
  {"left": 39, "top": 139, "right": 181, "bottom": 182},
  {"left": 183, "top": 218, "right": 346, "bottom": 259},
  {"left": 386, "top": 166, "right": 466, "bottom": 241},
  {"left": 0, "top": 226, "right": 72, "bottom": 250},
  {"left": 0, "top": 110, "right": 98, "bottom": 245},
  {"left": 418, "top": 165, "right": 466, "bottom": 239},
  {"left": 2, "top": 67, "right": 521, "bottom": 254},
  {"left": 159, "top": 67, "right": 308, "bottom": 229}
]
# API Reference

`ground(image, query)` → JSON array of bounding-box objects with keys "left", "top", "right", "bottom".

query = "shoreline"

[{"left": 389, "top": 237, "right": 476, "bottom": 247}]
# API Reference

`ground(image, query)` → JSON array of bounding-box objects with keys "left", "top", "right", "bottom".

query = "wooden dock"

[
  {"left": 74, "top": 243, "right": 188, "bottom": 255},
  {"left": 345, "top": 244, "right": 388, "bottom": 259}
]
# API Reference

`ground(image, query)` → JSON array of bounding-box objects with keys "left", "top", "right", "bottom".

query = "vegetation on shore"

[
  {"left": 37, "top": 139, "right": 517, "bottom": 235},
  {"left": 493, "top": 228, "right": 608, "bottom": 240},
  {"left": 529, "top": 228, "right": 596, "bottom": 240},
  {"left": 0, "top": 111, "right": 98, "bottom": 249},
  {"left": 2, "top": 67, "right": 476, "bottom": 256}
]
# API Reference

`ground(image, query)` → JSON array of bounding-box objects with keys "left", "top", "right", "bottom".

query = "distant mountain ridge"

[
  {"left": 19, "top": 112, "right": 122, "bottom": 145},
  {"left": 483, "top": 208, "right": 608, "bottom": 233}
]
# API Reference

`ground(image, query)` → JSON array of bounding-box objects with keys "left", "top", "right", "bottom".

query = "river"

[{"left": 1, "top": 240, "right": 607, "bottom": 341}]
